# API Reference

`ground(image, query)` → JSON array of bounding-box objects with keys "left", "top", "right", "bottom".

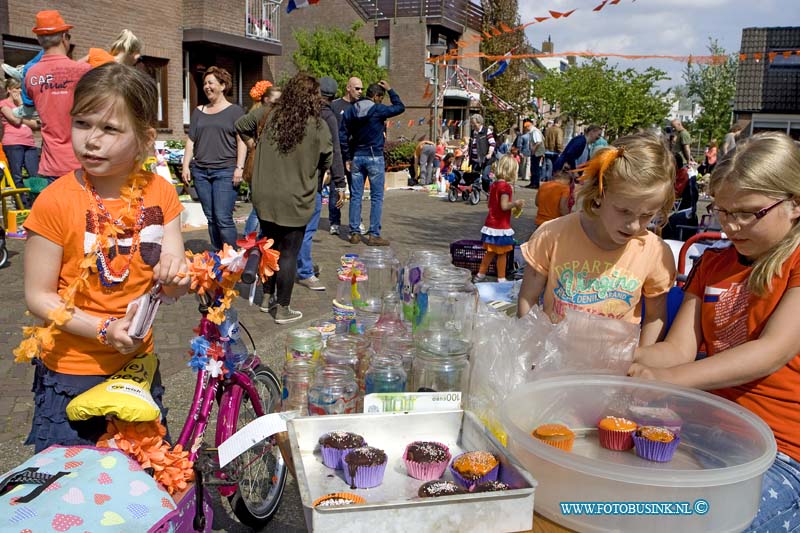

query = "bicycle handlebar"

[{"left": 240, "top": 248, "right": 262, "bottom": 285}]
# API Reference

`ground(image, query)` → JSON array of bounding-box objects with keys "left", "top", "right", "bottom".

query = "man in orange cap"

[{"left": 24, "top": 10, "right": 91, "bottom": 184}]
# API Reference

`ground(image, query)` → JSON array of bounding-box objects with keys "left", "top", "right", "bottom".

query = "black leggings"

[{"left": 259, "top": 220, "right": 306, "bottom": 306}]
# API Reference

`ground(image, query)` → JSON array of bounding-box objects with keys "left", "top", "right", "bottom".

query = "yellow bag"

[{"left": 66, "top": 352, "right": 161, "bottom": 422}]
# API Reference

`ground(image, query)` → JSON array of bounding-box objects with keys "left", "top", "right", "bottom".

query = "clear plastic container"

[
  {"left": 414, "top": 265, "right": 477, "bottom": 356},
  {"left": 281, "top": 359, "right": 319, "bottom": 415},
  {"left": 499, "top": 374, "right": 776, "bottom": 532}
]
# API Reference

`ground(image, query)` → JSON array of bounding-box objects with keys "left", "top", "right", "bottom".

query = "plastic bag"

[{"left": 468, "top": 304, "right": 640, "bottom": 443}]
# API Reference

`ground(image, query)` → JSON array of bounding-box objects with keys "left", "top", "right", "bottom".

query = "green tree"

[
  {"left": 292, "top": 22, "right": 387, "bottom": 97},
  {"left": 533, "top": 58, "right": 670, "bottom": 140},
  {"left": 683, "top": 39, "right": 738, "bottom": 145},
  {"left": 479, "top": 0, "right": 531, "bottom": 132}
]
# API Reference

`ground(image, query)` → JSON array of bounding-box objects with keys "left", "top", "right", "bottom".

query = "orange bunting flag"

[
  {"left": 563, "top": 9, "right": 576, "bottom": 17},
  {"left": 457, "top": 40, "right": 468, "bottom": 48},
  {"left": 783, "top": 51, "right": 792, "bottom": 58},
  {"left": 739, "top": 53, "right": 746, "bottom": 61},
  {"left": 500, "top": 22, "right": 513, "bottom": 32},
  {"left": 408, "top": 119, "right": 414, "bottom": 127},
  {"left": 471, "top": 34, "right": 482, "bottom": 42},
  {"left": 482, "top": 31, "right": 493, "bottom": 39},
  {"left": 594, "top": 0, "right": 608, "bottom": 11},
  {"left": 535, "top": 16, "right": 550, "bottom": 22},
  {"left": 768, "top": 52, "right": 777, "bottom": 62},
  {"left": 754, "top": 52, "right": 763, "bottom": 61},
  {"left": 548, "top": 10, "right": 563, "bottom": 18},
  {"left": 610, "top": 0, "right": 622, "bottom": 4},
  {"left": 491, "top": 26, "right": 502, "bottom": 36}
]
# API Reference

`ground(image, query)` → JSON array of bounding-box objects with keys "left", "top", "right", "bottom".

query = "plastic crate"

[{"left": 449, "top": 239, "right": 518, "bottom": 278}]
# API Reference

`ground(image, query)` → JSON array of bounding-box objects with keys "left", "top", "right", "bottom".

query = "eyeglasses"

[
  {"left": 353, "top": 87, "right": 363, "bottom": 91},
  {"left": 711, "top": 198, "right": 788, "bottom": 225}
]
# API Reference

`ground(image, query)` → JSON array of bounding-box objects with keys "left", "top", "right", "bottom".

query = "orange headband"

[{"left": 573, "top": 146, "right": 624, "bottom": 196}]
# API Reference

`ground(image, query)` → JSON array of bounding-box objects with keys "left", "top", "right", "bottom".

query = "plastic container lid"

[{"left": 499, "top": 374, "right": 776, "bottom": 488}]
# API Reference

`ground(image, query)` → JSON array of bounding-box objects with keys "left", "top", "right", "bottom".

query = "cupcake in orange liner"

[
  {"left": 449, "top": 451, "right": 499, "bottom": 490},
  {"left": 632, "top": 426, "right": 680, "bottom": 463},
  {"left": 313, "top": 492, "right": 366, "bottom": 507},
  {"left": 404, "top": 441, "right": 451, "bottom": 481},
  {"left": 531, "top": 423, "right": 575, "bottom": 451},
  {"left": 597, "top": 416, "right": 638, "bottom": 451}
]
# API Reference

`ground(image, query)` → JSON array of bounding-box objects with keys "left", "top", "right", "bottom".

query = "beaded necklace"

[{"left": 85, "top": 174, "right": 147, "bottom": 287}]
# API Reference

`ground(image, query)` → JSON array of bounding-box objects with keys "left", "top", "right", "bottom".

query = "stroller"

[{"left": 447, "top": 170, "right": 482, "bottom": 205}]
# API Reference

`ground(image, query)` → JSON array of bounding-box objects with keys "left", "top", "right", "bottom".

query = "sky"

[{"left": 518, "top": 0, "right": 797, "bottom": 88}]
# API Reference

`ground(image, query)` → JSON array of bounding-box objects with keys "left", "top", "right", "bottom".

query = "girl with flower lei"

[{"left": 14, "top": 63, "right": 189, "bottom": 454}]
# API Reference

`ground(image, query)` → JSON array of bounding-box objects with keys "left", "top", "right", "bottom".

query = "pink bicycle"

[{"left": 176, "top": 245, "right": 288, "bottom": 529}]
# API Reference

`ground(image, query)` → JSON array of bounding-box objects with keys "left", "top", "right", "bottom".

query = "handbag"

[{"left": 242, "top": 109, "right": 271, "bottom": 183}]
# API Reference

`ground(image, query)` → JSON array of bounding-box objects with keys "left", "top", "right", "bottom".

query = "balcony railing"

[
  {"left": 246, "top": 0, "right": 281, "bottom": 43},
  {"left": 349, "top": 0, "right": 483, "bottom": 32}
]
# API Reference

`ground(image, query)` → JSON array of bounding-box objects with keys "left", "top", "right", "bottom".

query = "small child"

[
  {"left": 441, "top": 153, "right": 457, "bottom": 185},
  {"left": 517, "top": 133, "right": 677, "bottom": 346},
  {"left": 534, "top": 171, "right": 571, "bottom": 227},
  {"left": 80, "top": 29, "right": 142, "bottom": 67},
  {"left": 630, "top": 132, "right": 800, "bottom": 531},
  {"left": 475, "top": 155, "right": 524, "bottom": 283},
  {"left": 16, "top": 63, "right": 189, "bottom": 451}
]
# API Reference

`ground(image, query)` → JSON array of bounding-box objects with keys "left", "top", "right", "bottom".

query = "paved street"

[{"left": 0, "top": 185, "right": 538, "bottom": 531}]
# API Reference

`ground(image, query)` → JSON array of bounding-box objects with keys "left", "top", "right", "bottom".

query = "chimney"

[{"left": 541, "top": 35, "right": 554, "bottom": 54}]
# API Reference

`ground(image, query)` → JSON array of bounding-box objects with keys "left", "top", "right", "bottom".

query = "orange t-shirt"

[
  {"left": 686, "top": 244, "right": 800, "bottom": 461},
  {"left": 24, "top": 171, "right": 183, "bottom": 376},
  {"left": 535, "top": 181, "right": 570, "bottom": 226},
  {"left": 87, "top": 48, "right": 117, "bottom": 68}
]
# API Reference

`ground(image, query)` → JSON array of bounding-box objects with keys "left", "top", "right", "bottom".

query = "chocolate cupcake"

[
  {"left": 312, "top": 492, "right": 366, "bottom": 507},
  {"left": 632, "top": 426, "right": 680, "bottom": 463},
  {"left": 343, "top": 446, "right": 388, "bottom": 489},
  {"left": 418, "top": 480, "right": 466, "bottom": 498},
  {"left": 319, "top": 431, "right": 366, "bottom": 470},
  {"left": 471, "top": 480, "right": 510, "bottom": 493},
  {"left": 404, "top": 441, "right": 451, "bottom": 481},
  {"left": 449, "top": 451, "right": 500, "bottom": 490}
]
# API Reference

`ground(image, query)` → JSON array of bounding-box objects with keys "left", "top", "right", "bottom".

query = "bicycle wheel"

[{"left": 228, "top": 366, "right": 288, "bottom": 527}]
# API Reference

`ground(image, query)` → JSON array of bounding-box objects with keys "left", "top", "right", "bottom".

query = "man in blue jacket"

[
  {"left": 553, "top": 125, "right": 602, "bottom": 173},
  {"left": 339, "top": 80, "right": 405, "bottom": 246}
]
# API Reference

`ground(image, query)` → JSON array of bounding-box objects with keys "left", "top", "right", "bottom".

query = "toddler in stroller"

[{"left": 448, "top": 169, "right": 483, "bottom": 205}]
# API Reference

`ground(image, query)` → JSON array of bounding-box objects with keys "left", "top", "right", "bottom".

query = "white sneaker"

[
  {"left": 297, "top": 275, "right": 325, "bottom": 291},
  {"left": 330, "top": 224, "right": 340, "bottom": 235}
]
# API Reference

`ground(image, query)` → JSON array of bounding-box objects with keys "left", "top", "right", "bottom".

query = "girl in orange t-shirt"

[
  {"left": 16, "top": 63, "right": 189, "bottom": 452},
  {"left": 631, "top": 132, "right": 800, "bottom": 531},
  {"left": 534, "top": 171, "right": 571, "bottom": 227},
  {"left": 79, "top": 29, "right": 142, "bottom": 68}
]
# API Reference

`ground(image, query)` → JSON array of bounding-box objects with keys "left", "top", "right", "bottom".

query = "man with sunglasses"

[
  {"left": 24, "top": 11, "right": 91, "bottom": 184},
  {"left": 329, "top": 77, "right": 363, "bottom": 235}
]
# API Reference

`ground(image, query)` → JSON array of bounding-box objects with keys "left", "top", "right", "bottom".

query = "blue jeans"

[
  {"left": 745, "top": 452, "right": 800, "bottom": 532},
  {"left": 4, "top": 144, "right": 39, "bottom": 206},
  {"left": 244, "top": 207, "right": 261, "bottom": 237},
  {"left": 297, "top": 191, "right": 322, "bottom": 280},
  {"left": 191, "top": 164, "right": 238, "bottom": 250},
  {"left": 349, "top": 154, "right": 385, "bottom": 237}
]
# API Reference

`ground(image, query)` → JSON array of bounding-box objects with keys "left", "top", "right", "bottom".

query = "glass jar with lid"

[
  {"left": 356, "top": 248, "right": 400, "bottom": 331},
  {"left": 285, "top": 328, "right": 323, "bottom": 362},
  {"left": 399, "top": 249, "right": 451, "bottom": 326},
  {"left": 364, "top": 355, "right": 407, "bottom": 394},
  {"left": 410, "top": 350, "right": 469, "bottom": 394},
  {"left": 307, "top": 364, "right": 359, "bottom": 415},
  {"left": 414, "top": 265, "right": 478, "bottom": 355},
  {"left": 333, "top": 255, "right": 365, "bottom": 333},
  {"left": 281, "top": 359, "right": 319, "bottom": 415}
]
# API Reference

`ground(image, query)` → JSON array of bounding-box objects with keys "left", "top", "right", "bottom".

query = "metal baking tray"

[{"left": 288, "top": 410, "right": 537, "bottom": 533}]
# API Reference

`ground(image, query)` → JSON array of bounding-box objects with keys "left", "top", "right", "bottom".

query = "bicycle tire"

[
  {"left": 227, "top": 366, "right": 288, "bottom": 527},
  {"left": 0, "top": 245, "right": 7, "bottom": 269}
]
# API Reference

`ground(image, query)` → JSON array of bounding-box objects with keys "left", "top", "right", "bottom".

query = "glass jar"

[
  {"left": 323, "top": 333, "right": 373, "bottom": 397},
  {"left": 364, "top": 292, "right": 408, "bottom": 354},
  {"left": 399, "top": 250, "right": 452, "bottom": 326},
  {"left": 414, "top": 266, "right": 478, "bottom": 355},
  {"left": 333, "top": 255, "right": 364, "bottom": 333},
  {"left": 410, "top": 350, "right": 470, "bottom": 394},
  {"left": 285, "top": 328, "right": 323, "bottom": 362},
  {"left": 307, "top": 364, "right": 359, "bottom": 416},
  {"left": 281, "top": 359, "right": 319, "bottom": 415},
  {"left": 365, "top": 355, "right": 407, "bottom": 394},
  {"left": 378, "top": 334, "right": 416, "bottom": 376},
  {"left": 356, "top": 248, "right": 400, "bottom": 331}
]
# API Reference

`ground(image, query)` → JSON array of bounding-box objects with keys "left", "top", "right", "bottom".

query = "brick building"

[
  {"left": 0, "top": 0, "right": 281, "bottom": 137},
  {"left": 734, "top": 26, "right": 800, "bottom": 140},
  {"left": 273, "top": 0, "right": 485, "bottom": 142}
]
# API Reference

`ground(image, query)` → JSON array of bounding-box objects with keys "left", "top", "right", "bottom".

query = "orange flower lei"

[
  {"left": 13, "top": 170, "right": 150, "bottom": 363},
  {"left": 249, "top": 80, "right": 272, "bottom": 101}
]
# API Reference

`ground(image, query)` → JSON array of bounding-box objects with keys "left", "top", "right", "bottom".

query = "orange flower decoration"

[
  {"left": 249, "top": 80, "right": 273, "bottom": 101},
  {"left": 259, "top": 239, "right": 281, "bottom": 280}
]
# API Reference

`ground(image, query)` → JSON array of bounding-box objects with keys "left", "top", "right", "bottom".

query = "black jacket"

[{"left": 320, "top": 103, "right": 346, "bottom": 192}]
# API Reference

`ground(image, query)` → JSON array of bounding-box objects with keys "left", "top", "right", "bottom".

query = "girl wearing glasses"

[{"left": 630, "top": 132, "right": 800, "bottom": 532}]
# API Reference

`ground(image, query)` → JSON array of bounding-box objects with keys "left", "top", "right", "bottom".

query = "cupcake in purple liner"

[
  {"left": 404, "top": 441, "right": 451, "bottom": 481},
  {"left": 470, "top": 480, "right": 510, "bottom": 493},
  {"left": 343, "top": 446, "right": 388, "bottom": 489},
  {"left": 449, "top": 451, "right": 500, "bottom": 490},
  {"left": 319, "top": 431, "right": 366, "bottom": 470},
  {"left": 632, "top": 426, "right": 680, "bottom": 463}
]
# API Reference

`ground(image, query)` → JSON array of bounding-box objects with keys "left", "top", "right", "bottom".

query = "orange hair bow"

[
  {"left": 249, "top": 80, "right": 273, "bottom": 101},
  {"left": 574, "top": 147, "right": 624, "bottom": 196}
]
